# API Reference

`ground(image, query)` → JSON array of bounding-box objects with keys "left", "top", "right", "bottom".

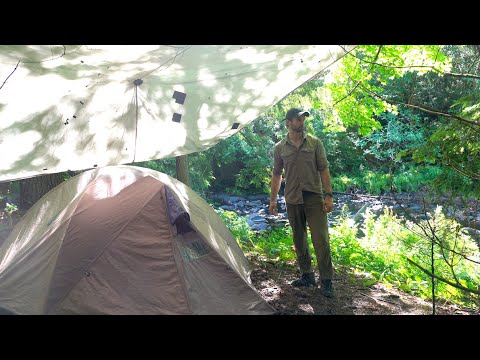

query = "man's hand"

[
  {"left": 270, "top": 174, "right": 282, "bottom": 216},
  {"left": 323, "top": 196, "right": 334, "bottom": 213},
  {"left": 269, "top": 200, "right": 278, "bottom": 215}
]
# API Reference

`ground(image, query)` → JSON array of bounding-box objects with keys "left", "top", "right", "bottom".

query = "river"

[{"left": 206, "top": 191, "right": 480, "bottom": 244}]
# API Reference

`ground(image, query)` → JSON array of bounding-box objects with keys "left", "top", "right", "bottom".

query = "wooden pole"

[{"left": 175, "top": 155, "right": 191, "bottom": 187}]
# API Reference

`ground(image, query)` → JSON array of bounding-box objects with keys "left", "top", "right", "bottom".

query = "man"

[{"left": 269, "top": 107, "right": 335, "bottom": 298}]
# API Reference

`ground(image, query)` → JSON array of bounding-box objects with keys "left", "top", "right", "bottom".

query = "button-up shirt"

[{"left": 273, "top": 132, "right": 330, "bottom": 205}]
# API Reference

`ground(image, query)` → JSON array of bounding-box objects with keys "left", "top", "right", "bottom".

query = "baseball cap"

[{"left": 285, "top": 107, "right": 310, "bottom": 120}]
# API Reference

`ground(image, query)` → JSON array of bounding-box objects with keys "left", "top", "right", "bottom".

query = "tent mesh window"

[
  {"left": 176, "top": 233, "right": 211, "bottom": 261},
  {"left": 164, "top": 186, "right": 211, "bottom": 261}
]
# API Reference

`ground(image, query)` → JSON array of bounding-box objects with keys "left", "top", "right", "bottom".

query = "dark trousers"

[{"left": 286, "top": 191, "right": 334, "bottom": 280}]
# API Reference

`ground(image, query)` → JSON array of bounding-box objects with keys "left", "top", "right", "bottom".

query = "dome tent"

[{"left": 0, "top": 165, "right": 275, "bottom": 315}]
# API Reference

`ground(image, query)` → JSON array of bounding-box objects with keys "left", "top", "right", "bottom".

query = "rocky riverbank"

[{"left": 206, "top": 191, "right": 480, "bottom": 242}]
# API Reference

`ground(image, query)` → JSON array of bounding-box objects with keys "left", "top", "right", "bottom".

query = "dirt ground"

[{"left": 248, "top": 255, "right": 479, "bottom": 315}]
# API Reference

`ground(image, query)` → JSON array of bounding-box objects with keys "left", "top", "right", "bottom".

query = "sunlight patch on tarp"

[{"left": 0, "top": 45, "right": 350, "bottom": 181}]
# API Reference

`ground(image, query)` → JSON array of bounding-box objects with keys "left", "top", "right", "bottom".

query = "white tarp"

[{"left": 0, "top": 45, "right": 347, "bottom": 182}]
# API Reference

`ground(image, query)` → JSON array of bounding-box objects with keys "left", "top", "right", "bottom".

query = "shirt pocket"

[
  {"left": 299, "top": 147, "right": 316, "bottom": 178},
  {"left": 281, "top": 147, "right": 297, "bottom": 164},
  {"left": 299, "top": 146, "right": 315, "bottom": 162}
]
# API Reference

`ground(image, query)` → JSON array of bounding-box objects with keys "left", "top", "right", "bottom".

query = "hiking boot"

[
  {"left": 292, "top": 272, "right": 316, "bottom": 287},
  {"left": 320, "top": 280, "right": 334, "bottom": 298}
]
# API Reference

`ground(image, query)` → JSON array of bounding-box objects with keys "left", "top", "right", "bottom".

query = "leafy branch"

[
  {"left": 0, "top": 60, "right": 20, "bottom": 90},
  {"left": 339, "top": 45, "right": 480, "bottom": 80},
  {"left": 345, "top": 70, "right": 480, "bottom": 128},
  {"left": 333, "top": 45, "right": 383, "bottom": 107},
  {"left": 407, "top": 257, "right": 480, "bottom": 296}
]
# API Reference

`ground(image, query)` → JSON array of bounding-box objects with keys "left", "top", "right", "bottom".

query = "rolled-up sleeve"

[
  {"left": 315, "top": 139, "right": 329, "bottom": 172},
  {"left": 273, "top": 145, "right": 284, "bottom": 176}
]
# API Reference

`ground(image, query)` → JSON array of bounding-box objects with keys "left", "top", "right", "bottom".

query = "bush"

[
  {"left": 330, "top": 206, "right": 480, "bottom": 306},
  {"left": 331, "top": 165, "right": 442, "bottom": 194}
]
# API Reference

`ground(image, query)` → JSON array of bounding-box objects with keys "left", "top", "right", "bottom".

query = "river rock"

[
  {"left": 219, "top": 205, "right": 236, "bottom": 211},
  {"left": 251, "top": 223, "right": 269, "bottom": 232},
  {"left": 220, "top": 205, "right": 236, "bottom": 211}
]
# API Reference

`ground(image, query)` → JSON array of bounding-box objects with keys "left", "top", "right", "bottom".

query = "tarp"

[{"left": 0, "top": 45, "right": 348, "bottom": 182}]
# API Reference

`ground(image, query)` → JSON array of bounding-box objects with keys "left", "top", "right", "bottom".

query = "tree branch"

[
  {"left": 334, "top": 46, "right": 383, "bottom": 107},
  {"left": 436, "top": 70, "right": 480, "bottom": 80},
  {"left": 22, "top": 45, "right": 70, "bottom": 64},
  {"left": 333, "top": 79, "right": 362, "bottom": 107},
  {"left": 426, "top": 196, "right": 436, "bottom": 314},
  {"left": 442, "top": 154, "right": 480, "bottom": 180},
  {"left": 407, "top": 257, "right": 480, "bottom": 295},
  {"left": 338, "top": 45, "right": 480, "bottom": 80},
  {"left": 439, "top": 139, "right": 480, "bottom": 179},
  {"left": 0, "top": 60, "right": 20, "bottom": 90},
  {"left": 349, "top": 76, "right": 480, "bottom": 127}
]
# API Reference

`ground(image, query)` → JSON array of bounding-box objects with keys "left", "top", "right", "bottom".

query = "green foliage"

[
  {"left": 412, "top": 121, "right": 480, "bottom": 197},
  {"left": 321, "top": 45, "right": 451, "bottom": 135},
  {"left": 0, "top": 200, "right": 18, "bottom": 232},
  {"left": 309, "top": 109, "right": 367, "bottom": 176},
  {"left": 331, "top": 175, "right": 361, "bottom": 193},
  {"left": 332, "top": 165, "right": 442, "bottom": 195},
  {"left": 356, "top": 111, "right": 426, "bottom": 164},
  {"left": 330, "top": 206, "right": 480, "bottom": 307},
  {"left": 132, "top": 152, "right": 215, "bottom": 196},
  {"left": 252, "top": 227, "right": 299, "bottom": 263},
  {"left": 215, "top": 208, "right": 315, "bottom": 265},
  {"left": 134, "top": 158, "right": 176, "bottom": 177},
  {"left": 316, "top": 45, "right": 480, "bottom": 196},
  {"left": 215, "top": 208, "right": 254, "bottom": 250},
  {"left": 206, "top": 116, "right": 276, "bottom": 195},
  {"left": 4, "top": 202, "right": 17, "bottom": 213},
  {"left": 188, "top": 151, "right": 217, "bottom": 194}
]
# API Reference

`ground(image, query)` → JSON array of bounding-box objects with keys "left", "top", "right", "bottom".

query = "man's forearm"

[
  {"left": 320, "top": 168, "right": 333, "bottom": 194},
  {"left": 270, "top": 174, "right": 282, "bottom": 201}
]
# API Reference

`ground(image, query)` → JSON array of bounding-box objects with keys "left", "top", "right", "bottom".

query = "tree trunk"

[
  {"left": 0, "top": 182, "right": 9, "bottom": 209},
  {"left": 176, "top": 155, "right": 191, "bottom": 187},
  {"left": 19, "top": 173, "right": 65, "bottom": 210}
]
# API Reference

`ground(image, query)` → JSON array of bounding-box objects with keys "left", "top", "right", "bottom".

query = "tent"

[
  {"left": 0, "top": 45, "right": 350, "bottom": 182},
  {"left": 0, "top": 165, "right": 275, "bottom": 315}
]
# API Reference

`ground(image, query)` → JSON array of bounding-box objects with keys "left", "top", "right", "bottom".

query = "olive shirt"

[{"left": 273, "top": 132, "right": 330, "bottom": 205}]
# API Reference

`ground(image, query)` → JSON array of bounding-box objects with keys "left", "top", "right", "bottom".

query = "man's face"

[{"left": 288, "top": 114, "right": 306, "bottom": 133}]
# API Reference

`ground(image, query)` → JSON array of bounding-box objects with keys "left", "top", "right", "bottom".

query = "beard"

[{"left": 292, "top": 125, "right": 304, "bottom": 133}]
